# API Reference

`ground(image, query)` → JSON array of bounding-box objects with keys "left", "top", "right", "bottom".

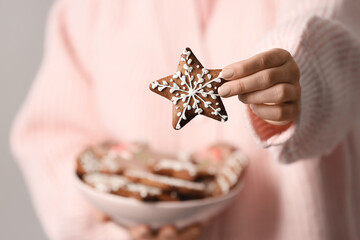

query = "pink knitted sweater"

[{"left": 11, "top": 0, "right": 360, "bottom": 239}]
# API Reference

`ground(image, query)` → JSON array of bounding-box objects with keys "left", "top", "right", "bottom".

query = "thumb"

[
  {"left": 129, "top": 224, "right": 154, "bottom": 240},
  {"left": 157, "top": 225, "right": 177, "bottom": 240},
  {"left": 179, "top": 224, "right": 202, "bottom": 240}
]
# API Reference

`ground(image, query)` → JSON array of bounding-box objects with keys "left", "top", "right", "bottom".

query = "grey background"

[{"left": 0, "top": 1, "right": 53, "bottom": 239}]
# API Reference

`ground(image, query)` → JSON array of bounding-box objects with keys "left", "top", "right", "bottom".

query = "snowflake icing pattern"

[{"left": 150, "top": 48, "right": 228, "bottom": 130}]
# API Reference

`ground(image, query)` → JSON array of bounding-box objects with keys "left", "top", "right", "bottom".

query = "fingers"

[
  {"left": 220, "top": 48, "right": 291, "bottom": 80},
  {"left": 157, "top": 225, "right": 177, "bottom": 240},
  {"left": 178, "top": 224, "right": 202, "bottom": 240},
  {"left": 130, "top": 223, "right": 203, "bottom": 240},
  {"left": 218, "top": 48, "right": 301, "bottom": 124},
  {"left": 129, "top": 224, "right": 154, "bottom": 240},
  {"left": 238, "top": 83, "right": 300, "bottom": 104},
  {"left": 157, "top": 224, "right": 202, "bottom": 240},
  {"left": 249, "top": 103, "right": 300, "bottom": 122},
  {"left": 219, "top": 63, "right": 294, "bottom": 97}
]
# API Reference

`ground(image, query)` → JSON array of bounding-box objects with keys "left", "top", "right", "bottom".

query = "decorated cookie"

[
  {"left": 83, "top": 172, "right": 129, "bottom": 193},
  {"left": 150, "top": 158, "right": 200, "bottom": 181},
  {"left": 149, "top": 48, "right": 228, "bottom": 130},
  {"left": 76, "top": 143, "right": 155, "bottom": 176},
  {"left": 213, "top": 151, "right": 248, "bottom": 196},
  {"left": 191, "top": 143, "right": 238, "bottom": 176},
  {"left": 83, "top": 173, "right": 178, "bottom": 201},
  {"left": 99, "top": 144, "right": 134, "bottom": 174},
  {"left": 76, "top": 148, "right": 102, "bottom": 176},
  {"left": 124, "top": 169, "right": 207, "bottom": 198},
  {"left": 77, "top": 141, "right": 249, "bottom": 202}
]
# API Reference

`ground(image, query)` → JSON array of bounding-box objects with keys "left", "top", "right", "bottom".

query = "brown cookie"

[
  {"left": 149, "top": 48, "right": 228, "bottom": 130},
  {"left": 124, "top": 169, "right": 207, "bottom": 198},
  {"left": 100, "top": 143, "right": 149, "bottom": 174},
  {"left": 213, "top": 151, "right": 248, "bottom": 196},
  {"left": 191, "top": 143, "right": 238, "bottom": 177},
  {"left": 76, "top": 148, "right": 102, "bottom": 176},
  {"left": 83, "top": 173, "right": 129, "bottom": 193},
  {"left": 150, "top": 158, "right": 200, "bottom": 181},
  {"left": 78, "top": 141, "right": 249, "bottom": 201},
  {"left": 83, "top": 173, "right": 178, "bottom": 202},
  {"left": 76, "top": 142, "right": 153, "bottom": 176},
  {"left": 114, "top": 184, "right": 173, "bottom": 202}
]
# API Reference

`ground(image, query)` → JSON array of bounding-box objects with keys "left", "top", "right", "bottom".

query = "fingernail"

[
  {"left": 220, "top": 68, "right": 234, "bottom": 79},
  {"left": 249, "top": 104, "right": 254, "bottom": 110},
  {"left": 218, "top": 85, "right": 231, "bottom": 97}
]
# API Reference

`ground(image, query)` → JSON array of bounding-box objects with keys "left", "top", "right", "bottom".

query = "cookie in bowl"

[{"left": 75, "top": 142, "right": 248, "bottom": 229}]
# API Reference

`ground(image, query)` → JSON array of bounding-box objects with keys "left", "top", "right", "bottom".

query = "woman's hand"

[
  {"left": 99, "top": 213, "right": 202, "bottom": 240},
  {"left": 219, "top": 48, "right": 301, "bottom": 125},
  {"left": 129, "top": 224, "right": 202, "bottom": 240}
]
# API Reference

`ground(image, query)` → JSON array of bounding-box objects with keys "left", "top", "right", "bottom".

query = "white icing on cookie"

[
  {"left": 232, "top": 151, "right": 248, "bottom": 167},
  {"left": 125, "top": 169, "right": 205, "bottom": 191},
  {"left": 126, "top": 183, "right": 162, "bottom": 198},
  {"left": 100, "top": 148, "right": 133, "bottom": 172},
  {"left": 84, "top": 173, "right": 128, "bottom": 192},
  {"left": 221, "top": 167, "right": 238, "bottom": 185},
  {"left": 84, "top": 173, "right": 162, "bottom": 198},
  {"left": 208, "top": 150, "right": 249, "bottom": 196},
  {"left": 226, "top": 151, "right": 248, "bottom": 176},
  {"left": 101, "top": 151, "right": 121, "bottom": 172},
  {"left": 151, "top": 48, "right": 228, "bottom": 129},
  {"left": 154, "top": 159, "right": 197, "bottom": 176},
  {"left": 80, "top": 151, "right": 100, "bottom": 173},
  {"left": 217, "top": 175, "right": 230, "bottom": 194},
  {"left": 215, "top": 150, "right": 248, "bottom": 194}
]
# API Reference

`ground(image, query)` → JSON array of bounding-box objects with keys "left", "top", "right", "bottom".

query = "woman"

[{"left": 11, "top": 0, "right": 360, "bottom": 239}]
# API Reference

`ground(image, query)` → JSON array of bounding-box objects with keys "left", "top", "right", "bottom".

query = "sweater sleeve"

[
  {"left": 245, "top": 0, "right": 360, "bottom": 163},
  {"left": 10, "top": 0, "right": 130, "bottom": 239}
]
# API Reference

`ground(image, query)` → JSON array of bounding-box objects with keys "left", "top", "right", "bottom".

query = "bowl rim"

[{"left": 74, "top": 172, "right": 244, "bottom": 209}]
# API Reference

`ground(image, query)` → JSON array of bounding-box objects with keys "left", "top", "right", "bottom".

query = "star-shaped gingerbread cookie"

[{"left": 149, "top": 48, "right": 228, "bottom": 130}]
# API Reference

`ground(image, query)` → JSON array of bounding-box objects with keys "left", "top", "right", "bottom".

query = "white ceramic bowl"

[{"left": 75, "top": 174, "right": 243, "bottom": 229}]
